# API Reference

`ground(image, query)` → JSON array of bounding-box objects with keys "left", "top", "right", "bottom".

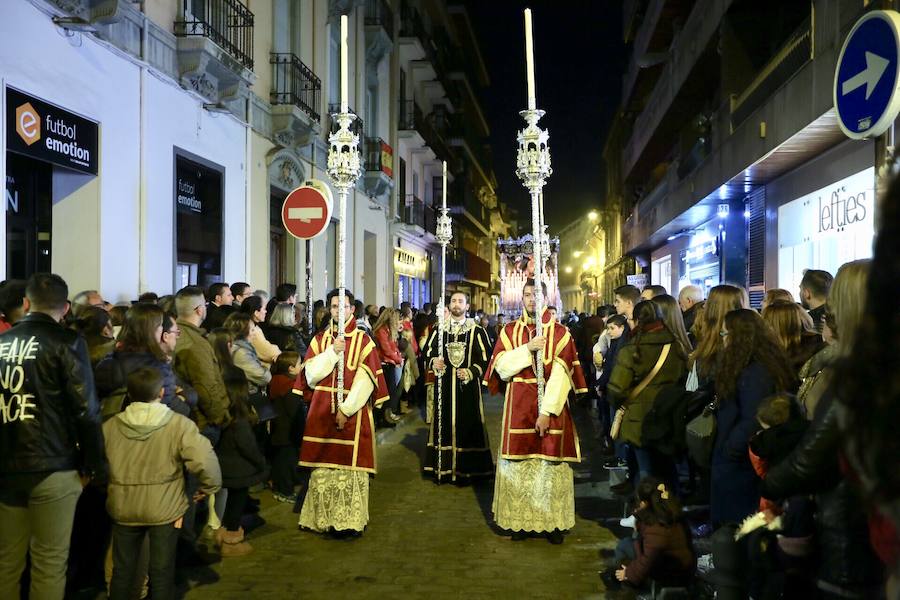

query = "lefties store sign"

[{"left": 6, "top": 87, "right": 99, "bottom": 175}]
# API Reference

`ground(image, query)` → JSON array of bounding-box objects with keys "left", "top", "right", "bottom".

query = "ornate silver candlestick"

[
  {"left": 516, "top": 108, "right": 552, "bottom": 412},
  {"left": 326, "top": 111, "right": 362, "bottom": 412},
  {"left": 434, "top": 165, "right": 453, "bottom": 482}
]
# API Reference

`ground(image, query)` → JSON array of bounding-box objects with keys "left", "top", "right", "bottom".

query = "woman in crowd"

[
  {"left": 762, "top": 260, "right": 885, "bottom": 597},
  {"left": 239, "top": 295, "right": 280, "bottom": 368},
  {"left": 836, "top": 174, "right": 900, "bottom": 594},
  {"left": 691, "top": 284, "right": 749, "bottom": 383},
  {"left": 264, "top": 303, "right": 306, "bottom": 354},
  {"left": 224, "top": 312, "right": 271, "bottom": 395},
  {"left": 95, "top": 303, "right": 189, "bottom": 418},
  {"left": 761, "top": 288, "right": 794, "bottom": 311},
  {"left": 711, "top": 309, "right": 796, "bottom": 526},
  {"left": 651, "top": 294, "right": 693, "bottom": 355},
  {"left": 372, "top": 307, "right": 403, "bottom": 426},
  {"left": 74, "top": 305, "right": 117, "bottom": 366},
  {"left": 607, "top": 301, "right": 687, "bottom": 483},
  {"left": 761, "top": 300, "right": 826, "bottom": 375},
  {"left": 312, "top": 305, "right": 330, "bottom": 334}
]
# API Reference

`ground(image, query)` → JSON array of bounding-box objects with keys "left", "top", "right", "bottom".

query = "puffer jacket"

[
  {"left": 173, "top": 320, "right": 230, "bottom": 429},
  {"left": 761, "top": 388, "right": 884, "bottom": 593},
  {"left": 607, "top": 323, "right": 686, "bottom": 446},
  {"left": 232, "top": 338, "right": 271, "bottom": 393},
  {"left": 0, "top": 312, "right": 105, "bottom": 479},
  {"left": 103, "top": 401, "right": 221, "bottom": 526}
]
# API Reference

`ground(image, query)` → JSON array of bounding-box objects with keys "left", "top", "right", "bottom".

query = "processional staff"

[
  {"left": 434, "top": 161, "right": 453, "bottom": 482},
  {"left": 326, "top": 14, "right": 362, "bottom": 413},
  {"left": 516, "top": 8, "right": 553, "bottom": 412}
]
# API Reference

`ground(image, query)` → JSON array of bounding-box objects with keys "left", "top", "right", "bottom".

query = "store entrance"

[{"left": 5, "top": 152, "right": 52, "bottom": 280}]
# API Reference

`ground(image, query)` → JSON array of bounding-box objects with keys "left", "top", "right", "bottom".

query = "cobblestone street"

[{"left": 179, "top": 394, "right": 622, "bottom": 599}]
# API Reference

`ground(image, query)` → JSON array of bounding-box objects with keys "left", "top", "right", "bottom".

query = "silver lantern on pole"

[
  {"left": 325, "top": 15, "right": 362, "bottom": 413},
  {"left": 515, "top": 8, "right": 552, "bottom": 412},
  {"left": 434, "top": 160, "right": 452, "bottom": 482}
]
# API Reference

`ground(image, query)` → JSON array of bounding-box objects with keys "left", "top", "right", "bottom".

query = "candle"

[
  {"left": 442, "top": 161, "right": 448, "bottom": 210},
  {"left": 340, "top": 15, "right": 348, "bottom": 114},
  {"left": 524, "top": 8, "right": 536, "bottom": 110}
]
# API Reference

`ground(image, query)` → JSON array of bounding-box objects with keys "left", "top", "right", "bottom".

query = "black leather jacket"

[
  {"left": 0, "top": 312, "right": 105, "bottom": 479},
  {"left": 761, "top": 388, "right": 883, "bottom": 591}
]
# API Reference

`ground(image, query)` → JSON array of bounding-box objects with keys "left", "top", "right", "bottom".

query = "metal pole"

[
  {"left": 434, "top": 161, "right": 452, "bottom": 483},
  {"left": 306, "top": 239, "right": 313, "bottom": 336}
]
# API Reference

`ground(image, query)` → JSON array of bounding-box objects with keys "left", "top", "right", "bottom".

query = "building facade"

[
  {"left": 2, "top": 0, "right": 508, "bottom": 309},
  {"left": 609, "top": 0, "right": 881, "bottom": 306}
]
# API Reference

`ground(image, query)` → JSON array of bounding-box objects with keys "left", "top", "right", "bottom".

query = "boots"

[{"left": 219, "top": 527, "right": 253, "bottom": 557}]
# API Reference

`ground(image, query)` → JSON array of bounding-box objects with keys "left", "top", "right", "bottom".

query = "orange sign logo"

[{"left": 15, "top": 103, "right": 41, "bottom": 146}]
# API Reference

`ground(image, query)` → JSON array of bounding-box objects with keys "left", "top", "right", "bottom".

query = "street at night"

[{"left": 1, "top": 0, "right": 899, "bottom": 599}]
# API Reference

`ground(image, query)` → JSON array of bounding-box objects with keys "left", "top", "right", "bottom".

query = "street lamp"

[
  {"left": 588, "top": 210, "right": 598, "bottom": 221},
  {"left": 564, "top": 265, "right": 573, "bottom": 274}
]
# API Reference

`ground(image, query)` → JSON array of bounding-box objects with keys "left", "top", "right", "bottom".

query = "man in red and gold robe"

[
  {"left": 483, "top": 279, "right": 588, "bottom": 544},
  {"left": 294, "top": 289, "right": 388, "bottom": 536}
]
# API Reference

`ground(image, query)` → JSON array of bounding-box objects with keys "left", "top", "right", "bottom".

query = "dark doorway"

[{"left": 5, "top": 153, "right": 52, "bottom": 280}]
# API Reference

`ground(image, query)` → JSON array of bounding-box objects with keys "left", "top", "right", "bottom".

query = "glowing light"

[
  {"left": 572, "top": 250, "right": 583, "bottom": 258},
  {"left": 743, "top": 209, "right": 751, "bottom": 219},
  {"left": 564, "top": 266, "right": 573, "bottom": 274},
  {"left": 587, "top": 211, "right": 598, "bottom": 221}
]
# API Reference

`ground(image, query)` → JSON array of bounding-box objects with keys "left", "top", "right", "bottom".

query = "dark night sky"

[{"left": 464, "top": 0, "right": 625, "bottom": 233}]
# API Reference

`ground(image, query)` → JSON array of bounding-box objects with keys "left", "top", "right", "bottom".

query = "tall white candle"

[
  {"left": 524, "top": 8, "right": 536, "bottom": 110},
  {"left": 340, "top": 15, "right": 348, "bottom": 113},
  {"left": 442, "top": 161, "right": 448, "bottom": 210}
]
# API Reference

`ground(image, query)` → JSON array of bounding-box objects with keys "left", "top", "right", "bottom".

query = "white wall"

[{"left": 0, "top": 1, "right": 248, "bottom": 301}]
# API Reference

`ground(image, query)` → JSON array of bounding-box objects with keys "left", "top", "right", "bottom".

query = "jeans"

[
  {"left": 222, "top": 488, "right": 248, "bottom": 531},
  {"left": 614, "top": 533, "right": 638, "bottom": 564},
  {"left": 109, "top": 522, "right": 179, "bottom": 600},
  {"left": 0, "top": 470, "right": 83, "bottom": 600},
  {"left": 631, "top": 446, "right": 653, "bottom": 484},
  {"left": 382, "top": 363, "right": 402, "bottom": 414}
]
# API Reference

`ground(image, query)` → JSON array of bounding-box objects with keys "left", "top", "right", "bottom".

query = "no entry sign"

[{"left": 281, "top": 180, "right": 333, "bottom": 240}]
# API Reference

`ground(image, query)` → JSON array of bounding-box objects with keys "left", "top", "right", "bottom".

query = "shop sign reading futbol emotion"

[
  {"left": 834, "top": 10, "right": 900, "bottom": 139},
  {"left": 6, "top": 86, "right": 99, "bottom": 175},
  {"left": 281, "top": 180, "right": 333, "bottom": 240}
]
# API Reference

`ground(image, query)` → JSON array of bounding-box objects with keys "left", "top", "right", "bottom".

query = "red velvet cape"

[
  {"left": 294, "top": 318, "right": 389, "bottom": 473},
  {"left": 483, "top": 310, "right": 588, "bottom": 463}
]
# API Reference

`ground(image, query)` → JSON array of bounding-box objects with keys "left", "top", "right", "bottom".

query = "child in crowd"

[
  {"left": 103, "top": 367, "right": 221, "bottom": 599},
  {"left": 599, "top": 314, "right": 629, "bottom": 472},
  {"left": 604, "top": 477, "right": 695, "bottom": 592},
  {"left": 216, "top": 370, "right": 269, "bottom": 557},
  {"left": 268, "top": 351, "right": 306, "bottom": 503}
]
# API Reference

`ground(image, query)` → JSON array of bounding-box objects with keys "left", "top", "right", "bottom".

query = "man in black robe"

[{"left": 423, "top": 291, "right": 493, "bottom": 483}]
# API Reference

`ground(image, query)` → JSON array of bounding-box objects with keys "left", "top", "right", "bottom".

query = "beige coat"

[{"left": 103, "top": 402, "right": 221, "bottom": 526}]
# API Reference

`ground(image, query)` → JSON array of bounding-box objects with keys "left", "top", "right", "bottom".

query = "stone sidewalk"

[{"left": 179, "top": 394, "right": 624, "bottom": 599}]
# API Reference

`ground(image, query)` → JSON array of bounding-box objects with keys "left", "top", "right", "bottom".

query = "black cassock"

[{"left": 423, "top": 319, "right": 494, "bottom": 482}]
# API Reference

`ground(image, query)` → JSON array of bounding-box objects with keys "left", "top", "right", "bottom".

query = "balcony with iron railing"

[
  {"left": 363, "top": 137, "right": 394, "bottom": 201},
  {"left": 400, "top": 195, "right": 436, "bottom": 236},
  {"left": 271, "top": 53, "right": 321, "bottom": 121},
  {"left": 175, "top": 0, "right": 254, "bottom": 70},
  {"left": 446, "top": 248, "right": 490, "bottom": 287},
  {"left": 365, "top": 0, "right": 394, "bottom": 41},
  {"left": 173, "top": 0, "right": 255, "bottom": 107},
  {"left": 730, "top": 17, "right": 813, "bottom": 129}
]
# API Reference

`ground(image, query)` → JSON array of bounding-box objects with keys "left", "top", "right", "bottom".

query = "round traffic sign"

[
  {"left": 281, "top": 180, "right": 333, "bottom": 240},
  {"left": 834, "top": 10, "right": 900, "bottom": 139}
]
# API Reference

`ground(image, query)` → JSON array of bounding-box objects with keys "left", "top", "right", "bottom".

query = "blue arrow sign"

[{"left": 834, "top": 10, "right": 900, "bottom": 139}]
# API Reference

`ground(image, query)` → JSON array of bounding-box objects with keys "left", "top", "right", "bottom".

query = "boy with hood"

[{"left": 103, "top": 367, "right": 221, "bottom": 599}]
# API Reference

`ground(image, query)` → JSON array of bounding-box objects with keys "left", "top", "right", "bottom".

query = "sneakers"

[
  {"left": 619, "top": 515, "right": 636, "bottom": 529},
  {"left": 603, "top": 457, "right": 628, "bottom": 470},
  {"left": 273, "top": 492, "right": 298, "bottom": 504}
]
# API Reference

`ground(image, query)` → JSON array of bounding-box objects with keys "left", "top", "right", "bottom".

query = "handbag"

[
  {"left": 686, "top": 396, "right": 718, "bottom": 467},
  {"left": 611, "top": 343, "right": 671, "bottom": 440}
]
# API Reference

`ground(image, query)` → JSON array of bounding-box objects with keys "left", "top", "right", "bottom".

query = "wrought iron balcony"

[
  {"left": 401, "top": 195, "right": 436, "bottom": 235},
  {"left": 365, "top": 0, "right": 394, "bottom": 41},
  {"left": 399, "top": 0, "right": 426, "bottom": 43},
  {"left": 270, "top": 53, "right": 321, "bottom": 122},
  {"left": 446, "top": 249, "right": 490, "bottom": 286},
  {"left": 363, "top": 137, "right": 394, "bottom": 201},
  {"left": 175, "top": 0, "right": 254, "bottom": 70},
  {"left": 398, "top": 99, "right": 422, "bottom": 131}
]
